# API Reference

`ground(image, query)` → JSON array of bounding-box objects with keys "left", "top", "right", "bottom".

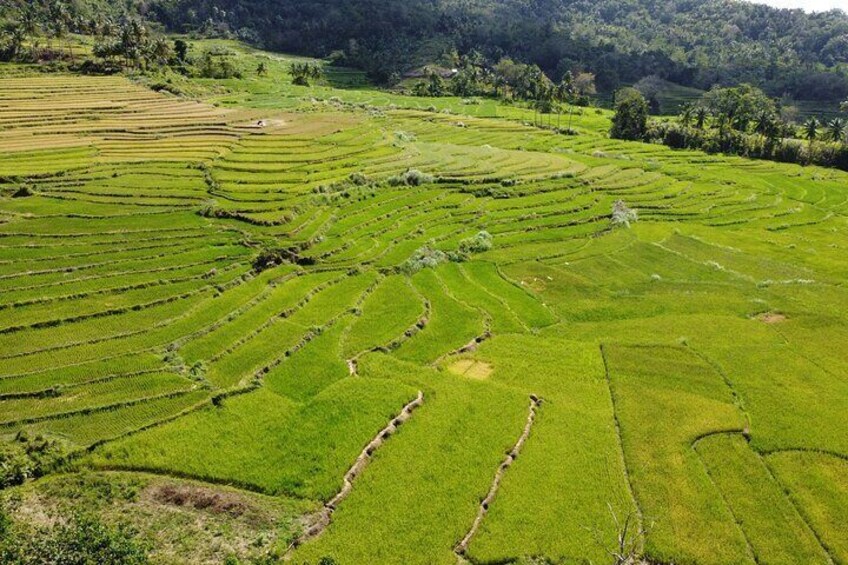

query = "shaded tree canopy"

[{"left": 610, "top": 88, "right": 650, "bottom": 141}]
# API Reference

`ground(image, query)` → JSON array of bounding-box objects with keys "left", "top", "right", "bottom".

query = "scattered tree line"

[
  {"left": 411, "top": 51, "right": 597, "bottom": 130},
  {"left": 611, "top": 85, "right": 848, "bottom": 171},
  {"left": 0, "top": 0, "right": 252, "bottom": 82}
]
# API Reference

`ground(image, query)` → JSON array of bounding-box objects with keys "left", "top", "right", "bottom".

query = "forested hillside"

[
  {"left": 3, "top": 0, "right": 847, "bottom": 98},
  {"left": 137, "top": 0, "right": 848, "bottom": 97}
]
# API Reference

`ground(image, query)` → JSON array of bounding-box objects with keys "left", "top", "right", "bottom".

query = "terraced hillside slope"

[{"left": 0, "top": 57, "right": 846, "bottom": 564}]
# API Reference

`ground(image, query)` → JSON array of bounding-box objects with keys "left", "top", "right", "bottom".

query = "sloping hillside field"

[{"left": 0, "top": 70, "right": 846, "bottom": 565}]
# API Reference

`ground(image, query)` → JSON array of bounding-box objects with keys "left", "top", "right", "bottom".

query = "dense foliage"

[
  {"left": 610, "top": 88, "right": 649, "bottom": 141},
  {"left": 0, "top": 510, "right": 149, "bottom": 565},
  {"left": 133, "top": 0, "right": 848, "bottom": 98},
  {"left": 611, "top": 84, "right": 848, "bottom": 171}
]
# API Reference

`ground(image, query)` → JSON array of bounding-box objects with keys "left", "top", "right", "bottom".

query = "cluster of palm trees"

[
  {"left": 678, "top": 85, "right": 848, "bottom": 147},
  {"left": 1, "top": 0, "right": 76, "bottom": 61},
  {"left": 408, "top": 52, "right": 597, "bottom": 131},
  {"left": 1, "top": 1, "right": 171, "bottom": 70},
  {"left": 91, "top": 19, "right": 171, "bottom": 70},
  {"left": 802, "top": 116, "right": 846, "bottom": 146},
  {"left": 290, "top": 62, "right": 322, "bottom": 86}
]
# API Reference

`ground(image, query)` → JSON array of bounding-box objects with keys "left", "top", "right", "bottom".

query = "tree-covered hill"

[
  {"left": 139, "top": 0, "right": 848, "bottom": 98},
  {"left": 3, "top": 0, "right": 848, "bottom": 98}
]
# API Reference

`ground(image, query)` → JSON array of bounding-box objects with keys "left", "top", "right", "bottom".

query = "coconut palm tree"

[
  {"left": 680, "top": 103, "right": 694, "bottom": 127},
  {"left": 754, "top": 110, "right": 777, "bottom": 142},
  {"left": 1, "top": 22, "right": 26, "bottom": 60},
  {"left": 804, "top": 117, "right": 819, "bottom": 146},
  {"left": 827, "top": 117, "right": 845, "bottom": 144},
  {"left": 18, "top": 6, "right": 40, "bottom": 58},
  {"left": 695, "top": 106, "right": 708, "bottom": 129}
]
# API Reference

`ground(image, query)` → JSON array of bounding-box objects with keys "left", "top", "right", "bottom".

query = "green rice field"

[{"left": 0, "top": 43, "right": 846, "bottom": 565}]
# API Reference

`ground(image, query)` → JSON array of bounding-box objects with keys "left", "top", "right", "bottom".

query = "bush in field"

[
  {"left": 458, "top": 231, "right": 493, "bottom": 256},
  {"left": 198, "top": 199, "right": 219, "bottom": 217},
  {"left": 0, "top": 511, "right": 149, "bottom": 565},
  {"left": 0, "top": 433, "right": 63, "bottom": 488},
  {"left": 400, "top": 245, "right": 449, "bottom": 274},
  {"left": 610, "top": 200, "right": 637, "bottom": 228},
  {"left": 394, "top": 131, "right": 416, "bottom": 143},
  {"left": 387, "top": 169, "right": 434, "bottom": 187},
  {"left": 11, "top": 185, "right": 33, "bottom": 198}
]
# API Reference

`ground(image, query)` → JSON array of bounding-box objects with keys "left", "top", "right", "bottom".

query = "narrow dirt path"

[
  {"left": 454, "top": 394, "right": 542, "bottom": 557},
  {"left": 286, "top": 390, "right": 425, "bottom": 554}
]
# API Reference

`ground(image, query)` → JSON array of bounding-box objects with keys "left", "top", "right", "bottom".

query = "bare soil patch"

[
  {"left": 150, "top": 483, "right": 250, "bottom": 517},
  {"left": 757, "top": 312, "right": 787, "bottom": 324}
]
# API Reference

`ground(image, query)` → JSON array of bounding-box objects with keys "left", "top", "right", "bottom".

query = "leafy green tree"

[
  {"left": 198, "top": 48, "right": 241, "bottom": 79},
  {"left": 702, "top": 84, "right": 775, "bottom": 133},
  {"left": 173, "top": 39, "right": 188, "bottom": 63},
  {"left": 610, "top": 88, "right": 649, "bottom": 141},
  {"left": 573, "top": 72, "right": 597, "bottom": 102},
  {"left": 413, "top": 70, "right": 447, "bottom": 97}
]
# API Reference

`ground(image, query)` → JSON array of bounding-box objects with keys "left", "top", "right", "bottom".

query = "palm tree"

[
  {"left": 754, "top": 110, "right": 776, "bottom": 142},
  {"left": 827, "top": 118, "right": 845, "bottom": 144},
  {"left": 148, "top": 36, "right": 171, "bottom": 67},
  {"left": 2, "top": 23, "right": 26, "bottom": 60},
  {"left": 695, "top": 106, "right": 708, "bottom": 129},
  {"left": 803, "top": 117, "right": 819, "bottom": 146},
  {"left": 19, "top": 6, "right": 39, "bottom": 58},
  {"left": 561, "top": 74, "right": 576, "bottom": 132},
  {"left": 680, "top": 104, "right": 694, "bottom": 127}
]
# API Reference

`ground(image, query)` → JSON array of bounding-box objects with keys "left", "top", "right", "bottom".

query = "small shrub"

[
  {"left": 387, "top": 169, "right": 433, "bottom": 187},
  {"left": 610, "top": 200, "right": 638, "bottom": 228},
  {"left": 458, "top": 231, "right": 494, "bottom": 255},
  {"left": 394, "top": 131, "right": 416, "bottom": 143},
  {"left": 0, "top": 434, "right": 63, "bottom": 489},
  {"left": 11, "top": 185, "right": 33, "bottom": 198},
  {"left": 348, "top": 172, "right": 369, "bottom": 186},
  {"left": 400, "top": 245, "right": 448, "bottom": 274},
  {"left": 252, "top": 247, "right": 315, "bottom": 272}
]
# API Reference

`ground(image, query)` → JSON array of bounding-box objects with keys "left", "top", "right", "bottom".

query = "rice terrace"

[{"left": 0, "top": 1, "right": 847, "bottom": 563}]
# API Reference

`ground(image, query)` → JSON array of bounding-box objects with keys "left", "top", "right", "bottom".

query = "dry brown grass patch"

[{"left": 757, "top": 312, "right": 787, "bottom": 324}]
